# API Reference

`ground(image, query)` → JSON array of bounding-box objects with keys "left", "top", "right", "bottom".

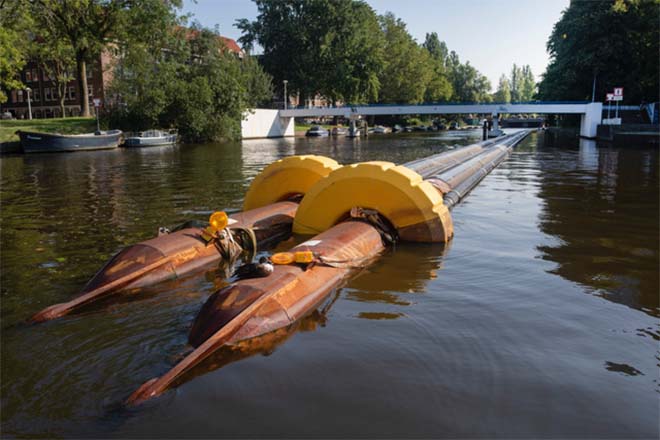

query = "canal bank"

[{"left": 1, "top": 130, "right": 658, "bottom": 438}]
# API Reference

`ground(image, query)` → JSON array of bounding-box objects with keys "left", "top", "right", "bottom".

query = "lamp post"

[
  {"left": 283, "top": 80, "right": 288, "bottom": 110},
  {"left": 25, "top": 87, "right": 32, "bottom": 120}
]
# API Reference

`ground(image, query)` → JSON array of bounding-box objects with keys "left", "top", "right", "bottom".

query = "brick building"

[{"left": 1, "top": 34, "right": 243, "bottom": 119}]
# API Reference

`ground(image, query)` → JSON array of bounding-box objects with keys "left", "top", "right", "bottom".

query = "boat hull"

[
  {"left": 123, "top": 134, "right": 177, "bottom": 147},
  {"left": 18, "top": 130, "right": 122, "bottom": 153}
]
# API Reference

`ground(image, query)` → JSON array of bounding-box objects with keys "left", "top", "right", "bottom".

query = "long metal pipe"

[
  {"left": 127, "top": 221, "right": 385, "bottom": 405},
  {"left": 126, "top": 130, "right": 533, "bottom": 405},
  {"left": 426, "top": 130, "right": 530, "bottom": 208},
  {"left": 404, "top": 132, "right": 526, "bottom": 178},
  {"left": 29, "top": 201, "right": 299, "bottom": 323}
]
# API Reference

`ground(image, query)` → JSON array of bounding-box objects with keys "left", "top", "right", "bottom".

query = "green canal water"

[{"left": 1, "top": 130, "right": 658, "bottom": 438}]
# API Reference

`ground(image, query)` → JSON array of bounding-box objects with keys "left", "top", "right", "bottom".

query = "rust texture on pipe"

[
  {"left": 29, "top": 201, "right": 299, "bottom": 323},
  {"left": 126, "top": 221, "right": 384, "bottom": 405}
]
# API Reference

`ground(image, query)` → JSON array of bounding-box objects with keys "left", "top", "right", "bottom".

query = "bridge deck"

[{"left": 280, "top": 102, "right": 594, "bottom": 118}]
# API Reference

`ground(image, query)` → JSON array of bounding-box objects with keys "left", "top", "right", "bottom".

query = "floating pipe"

[
  {"left": 127, "top": 130, "right": 534, "bottom": 404},
  {"left": 29, "top": 201, "right": 298, "bottom": 323},
  {"left": 29, "top": 155, "right": 340, "bottom": 323},
  {"left": 126, "top": 221, "right": 384, "bottom": 405},
  {"left": 404, "top": 134, "right": 515, "bottom": 178}
]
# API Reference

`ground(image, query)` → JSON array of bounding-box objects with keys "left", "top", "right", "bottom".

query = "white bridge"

[{"left": 242, "top": 102, "right": 604, "bottom": 139}]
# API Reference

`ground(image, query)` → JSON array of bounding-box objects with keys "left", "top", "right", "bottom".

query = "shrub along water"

[{"left": 105, "top": 26, "right": 273, "bottom": 143}]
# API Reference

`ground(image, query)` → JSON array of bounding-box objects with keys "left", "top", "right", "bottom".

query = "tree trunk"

[
  {"left": 76, "top": 53, "right": 90, "bottom": 117},
  {"left": 59, "top": 90, "right": 66, "bottom": 118}
]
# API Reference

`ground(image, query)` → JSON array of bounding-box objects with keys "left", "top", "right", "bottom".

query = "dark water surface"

[{"left": 1, "top": 130, "right": 658, "bottom": 438}]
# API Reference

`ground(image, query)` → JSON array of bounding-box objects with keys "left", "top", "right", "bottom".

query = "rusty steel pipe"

[
  {"left": 126, "top": 221, "right": 384, "bottom": 405},
  {"left": 126, "top": 131, "right": 533, "bottom": 404},
  {"left": 29, "top": 201, "right": 299, "bottom": 323}
]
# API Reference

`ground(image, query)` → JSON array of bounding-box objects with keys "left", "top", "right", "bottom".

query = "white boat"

[
  {"left": 305, "top": 126, "right": 329, "bottom": 137},
  {"left": 372, "top": 125, "right": 391, "bottom": 134},
  {"left": 123, "top": 129, "right": 177, "bottom": 147}
]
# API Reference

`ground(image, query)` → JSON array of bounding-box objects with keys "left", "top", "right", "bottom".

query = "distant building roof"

[{"left": 175, "top": 26, "right": 244, "bottom": 57}]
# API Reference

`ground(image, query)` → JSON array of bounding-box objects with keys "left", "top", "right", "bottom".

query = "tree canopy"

[
  {"left": 237, "top": 0, "right": 384, "bottom": 104},
  {"left": 538, "top": 0, "right": 659, "bottom": 103}
]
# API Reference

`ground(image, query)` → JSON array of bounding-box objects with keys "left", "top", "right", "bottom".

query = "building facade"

[{"left": 1, "top": 34, "right": 243, "bottom": 120}]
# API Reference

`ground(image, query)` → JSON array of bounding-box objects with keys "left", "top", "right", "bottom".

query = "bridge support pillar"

[{"left": 579, "top": 102, "right": 603, "bottom": 139}]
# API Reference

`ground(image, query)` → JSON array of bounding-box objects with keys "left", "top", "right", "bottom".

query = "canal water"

[{"left": 1, "top": 130, "right": 658, "bottom": 438}]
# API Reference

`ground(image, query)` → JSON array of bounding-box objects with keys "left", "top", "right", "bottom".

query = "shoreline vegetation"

[
  {"left": 0, "top": 117, "right": 96, "bottom": 143},
  {"left": 1, "top": 0, "right": 657, "bottom": 144}
]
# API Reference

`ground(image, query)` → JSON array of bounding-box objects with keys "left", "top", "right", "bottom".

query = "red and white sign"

[
  {"left": 93, "top": 98, "right": 101, "bottom": 107},
  {"left": 606, "top": 93, "right": 614, "bottom": 101},
  {"left": 613, "top": 87, "right": 624, "bottom": 97}
]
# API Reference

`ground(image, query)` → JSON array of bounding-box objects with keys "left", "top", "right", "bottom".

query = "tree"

[
  {"left": 422, "top": 32, "right": 452, "bottom": 102},
  {"left": 423, "top": 32, "right": 448, "bottom": 65},
  {"left": 108, "top": 25, "right": 273, "bottom": 141},
  {"left": 538, "top": 0, "right": 659, "bottom": 103},
  {"left": 30, "top": 0, "right": 181, "bottom": 117},
  {"left": 30, "top": 37, "right": 76, "bottom": 117},
  {"left": 494, "top": 74, "right": 511, "bottom": 102},
  {"left": 520, "top": 65, "right": 535, "bottom": 101},
  {"left": 0, "top": 0, "right": 32, "bottom": 104},
  {"left": 377, "top": 13, "right": 432, "bottom": 104},
  {"left": 237, "top": 0, "right": 384, "bottom": 104},
  {"left": 510, "top": 63, "right": 522, "bottom": 102},
  {"left": 445, "top": 51, "right": 491, "bottom": 103}
]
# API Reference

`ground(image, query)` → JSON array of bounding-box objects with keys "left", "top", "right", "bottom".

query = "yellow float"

[
  {"left": 292, "top": 161, "right": 454, "bottom": 243},
  {"left": 243, "top": 155, "right": 340, "bottom": 210}
]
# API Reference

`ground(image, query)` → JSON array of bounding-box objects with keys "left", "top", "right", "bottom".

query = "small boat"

[
  {"left": 331, "top": 127, "right": 347, "bottom": 136},
  {"left": 413, "top": 125, "right": 428, "bottom": 132},
  {"left": 393, "top": 124, "right": 404, "bottom": 133},
  {"left": 18, "top": 130, "right": 122, "bottom": 153},
  {"left": 123, "top": 129, "right": 177, "bottom": 147},
  {"left": 305, "top": 126, "right": 329, "bottom": 137},
  {"left": 372, "top": 125, "right": 391, "bottom": 134}
]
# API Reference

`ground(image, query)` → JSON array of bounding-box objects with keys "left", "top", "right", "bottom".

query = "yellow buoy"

[
  {"left": 243, "top": 155, "right": 340, "bottom": 211},
  {"left": 293, "top": 161, "right": 453, "bottom": 243}
]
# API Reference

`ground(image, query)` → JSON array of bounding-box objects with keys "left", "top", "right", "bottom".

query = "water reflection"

[
  {"left": 536, "top": 134, "right": 659, "bottom": 317},
  {"left": 345, "top": 242, "right": 450, "bottom": 318}
]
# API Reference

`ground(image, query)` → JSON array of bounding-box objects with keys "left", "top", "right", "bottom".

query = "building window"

[
  {"left": 68, "top": 87, "right": 76, "bottom": 100},
  {"left": 32, "top": 69, "right": 38, "bottom": 82},
  {"left": 25, "top": 70, "right": 32, "bottom": 82},
  {"left": 44, "top": 88, "right": 51, "bottom": 101},
  {"left": 51, "top": 88, "right": 57, "bottom": 101},
  {"left": 10, "top": 90, "right": 16, "bottom": 103},
  {"left": 33, "top": 89, "right": 40, "bottom": 102},
  {"left": 87, "top": 86, "right": 94, "bottom": 98},
  {"left": 17, "top": 90, "right": 23, "bottom": 103}
]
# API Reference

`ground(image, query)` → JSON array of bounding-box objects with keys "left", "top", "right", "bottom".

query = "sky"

[{"left": 181, "top": 0, "right": 570, "bottom": 91}]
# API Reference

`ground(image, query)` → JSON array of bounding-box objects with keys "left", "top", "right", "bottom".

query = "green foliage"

[
  {"left": 0, "top": 1, "right": 33, "bottom": 103},
  {"left": 494, "top": 74, "right": 511, "bottom": 103},
  {"left": 538, "top": 0, "right": 659, "bottom": 102},
  {"left": 28, "top": 0, "right": 183, "bottom": 116},
  {"left": 446, "top": 51, "right": 492, "bottom": 103},
  {"left": 237, "top": 0, "right": 384, "bottom": 104},
  {"left": 422, "top": 32, "right": 452, "bottom": 102},
  {"left": 107, "top": 26, "right": 273, "bottom": 142},
  {"left": 377, "top": 13, "right": 432, "bottom": 104}
]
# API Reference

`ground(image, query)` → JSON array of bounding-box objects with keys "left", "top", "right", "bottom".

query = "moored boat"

[
  {"left": 305, "top": 126, "right": 329, "bottom": 137},
  {"left": 18, "top": 130, "right": 123, "bottom": 153},
  {"left": 123, "top": 129, "right": 177, "bottom": 147},
  {"left": 372, "top": 125, "right": 391, "bottom": 134},
  {"left": 331, "top": 127, "right": 347, "bottom": 136}
]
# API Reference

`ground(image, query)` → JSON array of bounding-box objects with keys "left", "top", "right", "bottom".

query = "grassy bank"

[{"left": 0, "top": 117, "right": 96, "bottom": 143}]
